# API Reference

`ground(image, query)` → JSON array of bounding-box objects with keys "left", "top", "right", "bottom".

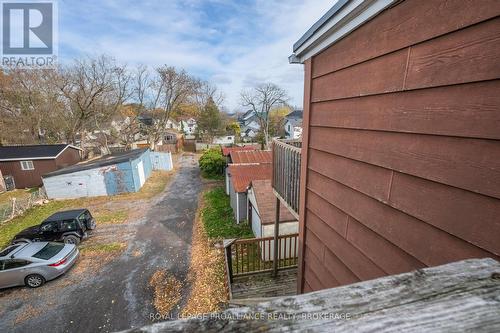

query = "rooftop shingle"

[
  {"left": 228, "top": 163, "right": 272, "bottom": 192},
  {"left": 230, "top": 150, "right": 272, "bottom": 164}
]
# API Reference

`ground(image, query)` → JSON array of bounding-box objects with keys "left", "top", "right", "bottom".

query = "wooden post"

[
  {"left": 10, "top": 198, "right": 16, "bottom": 219},
  {"left": 225, "top": 243, "right": 233, "bottom": 283},
  {"left": 272, "top": 197, "right": 280, "bottom": 277}
]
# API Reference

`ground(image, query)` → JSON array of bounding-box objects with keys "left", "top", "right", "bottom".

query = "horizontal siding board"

[
  {"left": 306, "top": 212, "right": 386, "bottom": 280},
  {"left": 312, "top": 0, "right": 500, "bottom": 77},
  {"left": 311, "top": 49, "right": 407, "bottom": 102},
  {"left": 309, "top": 149, "right": 391, "bottom": 202},
  {"left": 304, "top": 245, "right": 339, "bottom": 289},
  {"left": 306, "top": 191, "right": 349, "bottom": 237},
  {"left": 307, "top": 171, "right": 497, "bottom": 266},
  {"left": 303, "top": 262, "right": 325, "bottom": 291},
  {"left": 310, "top": 80, "right": 500, "bottom": 140},
  {"left": 309, "top": 127, "right": 500, "bottom": 199},
  {"left": 346, "top": 216, "right": 427, "bottom": 275},
  {"left": 405, "top": 18, "right": 500, "bottom": 90},
  {"left": 303, "top": 281, "right": 313, "bottom": 293},
  {"left": 389, "top": 172, "right": 500, "bottom": 255},
  {"left": 304, "top": 228, "right": 325, "bottom": 261},
  {"left": 323, "top": 247, "right": 360, "bottom": 286}
]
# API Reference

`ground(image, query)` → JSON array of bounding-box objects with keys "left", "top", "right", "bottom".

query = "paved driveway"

[{"left": 0, "top": 154, "right": 201, "bottom": 333}]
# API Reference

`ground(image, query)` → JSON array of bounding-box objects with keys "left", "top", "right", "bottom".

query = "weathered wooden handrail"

[
  {"left": 225, "top": 234, "right": 299, "bottom": 281},
  {"left": 125, "top": 259, "right": 500, "bottom": 332},
  {"left": 272, "top": 139, "right": 301, "bottom": 218}
]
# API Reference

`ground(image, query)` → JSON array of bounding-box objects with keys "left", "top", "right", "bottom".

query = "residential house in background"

[
  {"left": 166, "top": 119, "right": 181, "bottom": 131},
  {"left": 284, "top": 110, "right": 303, "bottom": 139},
  {"left": 213, "top": 135, "right": 235, "bottom": 145},
  {"left": 179, "top": 117, "right": 197, "bottom": 137},
  {"left": 238, "top": 109, "right": 260, "bottom": 141},
  {"left": 274, "top": 0, "right": 500, "bottom": 294},
  {"left": 0, "top": 145, "right": 82, "bottom": 189},
  {"left": 43, "top": 149, "right": 173, "bottom": 199}
]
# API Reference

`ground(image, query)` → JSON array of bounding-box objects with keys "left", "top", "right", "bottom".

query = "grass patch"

[
  {"left": 0, "top": 200, "right": 69, "bottom": 249},
  {"left": 202, "top": 187, "right": 253, "bottom": 239},
  {"left": 0, "top": 170, "right": 174, "bottom": 249},
  {"left": 94, "top": 210, "right": 129, "bottom": 224},
  {"left": 79, "top": 242, "right": 126, "bottom": 254},
  {"left": 200, "top": 172, "right": 224, "bottom": 181},
  {"left": 119, "top": 170, "right": 173, "bottom": 200},
  {"left": 0, "top": 189, "right": 36, "bottom": 206}
]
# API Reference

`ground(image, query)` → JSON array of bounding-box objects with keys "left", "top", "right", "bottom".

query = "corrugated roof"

[
  {"left": 222, "top": 146, "right": 257, "bottom": 156},
  {"left": 228, "top": 163, "right": 272, "bottom": 192},
  {"left": 0, "top": 144, "right": 80, "bottom": 161},
  {"left": 43, "top": 149, "right": 148, "bottom": 178},
  {"left": 230, "top": 150, "right": 272, "bottom": 164},
  {"left": 251, "top": 179, "right": 297, "bottom": 224}
]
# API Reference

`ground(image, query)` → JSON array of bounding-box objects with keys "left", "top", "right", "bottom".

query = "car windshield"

[{"left": 32, "top": 243, "right": 65, "bottom": 260}]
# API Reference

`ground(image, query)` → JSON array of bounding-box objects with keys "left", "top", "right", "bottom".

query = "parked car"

[
  {"left": 0, "top": 241, "right": 79, "bottom": 288},
  {"left": 12, "top": 209, "right": 96, "bottom": 245}
]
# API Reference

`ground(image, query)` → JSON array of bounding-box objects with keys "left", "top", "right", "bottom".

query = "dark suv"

[{"left": 12, "top": 209, "right": 96, "bottom": 245}]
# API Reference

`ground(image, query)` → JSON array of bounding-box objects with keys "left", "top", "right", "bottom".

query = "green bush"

[{"left": 199, "top": 148, "right": 225, "bottom": 179}]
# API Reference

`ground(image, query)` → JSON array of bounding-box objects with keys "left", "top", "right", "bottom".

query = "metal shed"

[{"left": 42, "top": 149, "right": 172, "bottom": 199}]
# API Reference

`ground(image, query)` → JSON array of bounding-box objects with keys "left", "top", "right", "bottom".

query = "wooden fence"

[
  {"left": 225, "top": 233, "right": 299, "bottom": 282},
  {"left": 272, "top": 139, "right": 301, "bottom": 217}
]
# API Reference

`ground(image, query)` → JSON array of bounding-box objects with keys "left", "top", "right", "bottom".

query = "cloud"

[{"left": 58, "top": 0, "right": 336, "bottom": 110}]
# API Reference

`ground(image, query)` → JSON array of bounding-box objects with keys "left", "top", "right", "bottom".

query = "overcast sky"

[{"left": 58, "top": 0, "right": 335, "bottom": 112}]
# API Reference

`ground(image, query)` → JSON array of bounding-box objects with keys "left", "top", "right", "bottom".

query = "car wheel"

[
  {"left": 63, "top": 235, "right": 80, "bottom": 245},
  {"left": 25, "top": 274, "right": 45, "bottom": 288}
]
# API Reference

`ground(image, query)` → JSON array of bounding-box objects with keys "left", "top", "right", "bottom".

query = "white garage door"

[{"left": 137, "top": 161, "right": 146, "bottom": 187}]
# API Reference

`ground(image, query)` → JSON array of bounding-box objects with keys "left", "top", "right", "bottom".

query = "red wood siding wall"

[
  {"left": 0, "top": 147, "right": 81, "bottom": 189},
  {"left": 298, "top": 0, "right": 500, "bottom": 293}
]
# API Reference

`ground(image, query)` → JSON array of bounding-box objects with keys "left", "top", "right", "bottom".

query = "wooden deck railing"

[
  {"left": 272, "top": 139, "right": 302, "bottom": 218},
  {"left": 225, "top": 233, "right": 299, "bottom": 282}
]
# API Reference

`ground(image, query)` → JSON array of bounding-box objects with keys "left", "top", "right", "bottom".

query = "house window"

[{"left": 20, "top": 160, "right": 34, "bottom": 171}]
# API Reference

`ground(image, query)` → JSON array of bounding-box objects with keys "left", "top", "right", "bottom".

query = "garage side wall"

[
  {"left": 43, "top": 168, "right": 107, "bottom": 199},
  {"left": 131, "top": 151, "right": 153, "bottom": 192}
]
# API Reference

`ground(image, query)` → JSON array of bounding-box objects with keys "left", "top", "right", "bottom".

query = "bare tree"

[
  {"left": 56, "top": 55, "right": 131, "bottom": 149},
  {"left": 136, "top": 65, "right": 200, "bottom": 149},
  {"left": 0, "top": 68, "right": 63, "bottom": 144},
  {"left": 241, "top": 83, "right": 289, "bottom": 148}
]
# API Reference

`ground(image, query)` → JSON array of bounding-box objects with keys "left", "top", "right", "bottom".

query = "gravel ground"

[{"left": 0, "top": 154, "right": 201, "bottom": 333}]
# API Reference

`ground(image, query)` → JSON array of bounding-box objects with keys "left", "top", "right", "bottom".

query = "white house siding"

[
  {"left": 251, "top": 206, "right": 262, "bottom": 238},
  {"left": 260, "top": 221, "right": 299, "bottom": 261},
  {"left": 229, "top": 188, "right": 247, "bottom": 223},
  {"left": 213, "top": 136, "right": 235, "bottom": 145},
  {"left": 225, "top": 168, "right": 231, "bottom": 195},
  {"left": 43, "top": 168, "right": 107, "bottom": 199}
]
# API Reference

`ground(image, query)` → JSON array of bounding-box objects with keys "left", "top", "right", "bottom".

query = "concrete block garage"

[{"left": 42, "top": 149, "right": 172, "bottom": 199}]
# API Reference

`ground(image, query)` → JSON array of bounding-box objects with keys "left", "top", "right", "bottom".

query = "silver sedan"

[{"left": 0, "top": 241, "right": 79, "bottom": 288}]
